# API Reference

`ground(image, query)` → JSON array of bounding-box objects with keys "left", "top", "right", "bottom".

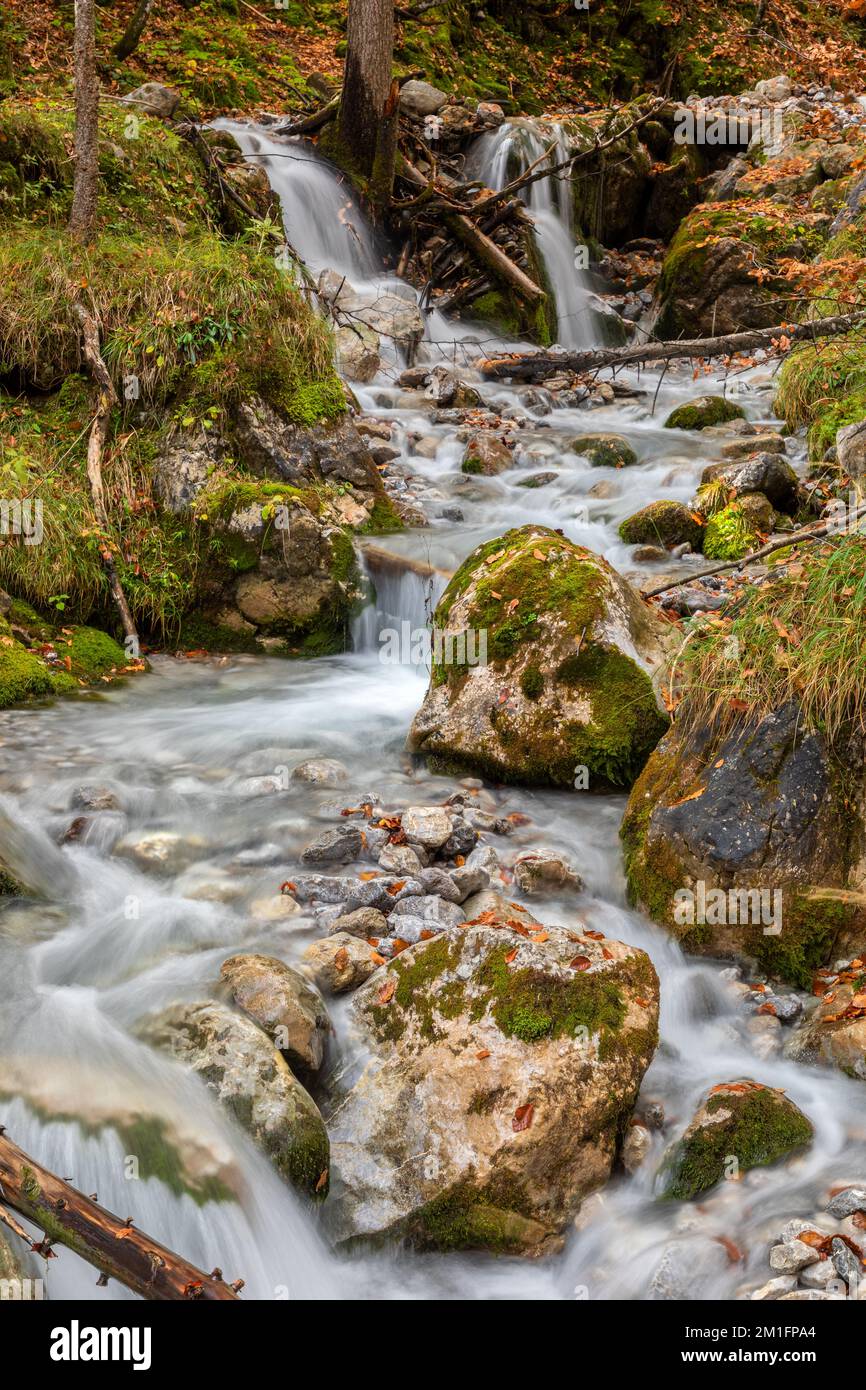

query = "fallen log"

[
  {"left": 477, "top": 309, "right": 866, "bottom": 380},
  {"left": 73, "top": 303, "right": 140, "bottom": 650},
  {"left": 274, "top": 93, "right": 340, "bottom": 138},
  {"left": 0, "top": 1130, "right": 240, "bottom": 1299},
  {"left": 397, "top": 155, "right": 546, "bottom": 307}
]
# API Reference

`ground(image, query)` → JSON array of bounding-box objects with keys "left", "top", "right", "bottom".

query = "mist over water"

[{"left": 0, "top": 117, "right": 856, "bottom": 1303}]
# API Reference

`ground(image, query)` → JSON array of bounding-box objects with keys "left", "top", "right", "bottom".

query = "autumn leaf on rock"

[
  {"left": 334, "top": 947, "right": 349, "bottom": 971},
  {"left": 569, "top": 955, "right": 591, "bottom": 971},
  {"left": 512, "top": 1103, "right": 534, "bottom": 1132},
  {"left": 376, "top": 977, "right": 397, "bottom": 1006}
]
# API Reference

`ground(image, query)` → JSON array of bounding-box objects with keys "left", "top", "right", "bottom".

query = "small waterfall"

[
  {"left": 465, "top": 120, "right": 599, "bottom": 348},
  {"left": 352, "top": 546, "right": 449, "bottom": 667}
]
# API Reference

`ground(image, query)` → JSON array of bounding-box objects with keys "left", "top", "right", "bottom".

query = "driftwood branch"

[
  {"left": 0, "top": 1131, "right": 240, "bottom": 1300},
  {"left": 644, "top": 502, "right": 866, "bottom": 599},
  {"left": 478, "top": 309, "right": 866, "bottom": 380},
  {"left": 73, "top": 302, "right": 139, "bottom": 648},
  {"left": 274, "top": 94, "right": 341, "bottom": 138}
]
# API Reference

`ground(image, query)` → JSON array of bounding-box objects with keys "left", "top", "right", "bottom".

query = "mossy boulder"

[
  {"left": 664, "top": 396, "right": 746, "bottom": 431},
  {"left": 569, "top": 433, "right": 638, "bottom": 468},
  {"left": 408, "top": 525, "right": 672, "bottom": 789},
  {"left": 139, "top": 1001, "right": 329, "bottom": 1199},
  {"left": 619, "top": 500, "right": 704, "bottom": 550},
  {"left": 785, "top": 973, "right": 866, "bottom": 1081},
  {"left": 621, "top": 702, "right": 863, "bottom": 986},
  {"left": 658, "top": 1080, "right": 813, "bottom": 1201},
  {"left": 326, "top": 920, "right": 659, "bottom": 1252},
  {"left": 702, "top": 501, "right": 763, "bottom": 560},
  {"left": 0, "top": 617, "right": 133, "bottom": 710}
]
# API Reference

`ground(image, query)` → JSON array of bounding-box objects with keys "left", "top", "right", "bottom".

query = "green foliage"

[{"left": 701, "top": 502, "right": 759, "bottom": 560}]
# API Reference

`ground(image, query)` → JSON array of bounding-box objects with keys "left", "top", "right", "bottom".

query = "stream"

[{"left": 1, "top": 119, "right": 862, "bottom": 1303}]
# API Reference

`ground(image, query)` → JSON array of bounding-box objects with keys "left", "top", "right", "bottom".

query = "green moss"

[
  {"left": 619, "top": 500, "right": 704, "bottom": 550},
  {"left": 519, "top": 664, "right": 544, "bottom": 700},
  {"left": 569, "top": 434, "right": 638, "bottom": 468},
  {"left": 702, "top": 502, "right": 760, "bottom": 560},
  {"left": 754, "top": 893, "right": 852, "bottom": 989},
  {"left": 372, "top": 934, "right": 468, "bottom": 1045},
  {"left": 661, "top": 1087, "right": 813, "bottom": 1201},
  {"left": 410, "top": 1186, "right": 547, "bottom": 1254},
  {"left": 477, "top": 943, "right": 628, "bottom": 1045},
  {"left": 664, "top": 396, "right": 746, "bottom": 430},
  {"left": 0, "top": 641, "right": 58, "bottom": 707},
  {"left": 559, "top": 644, "right": 669, "bottom": 789}
]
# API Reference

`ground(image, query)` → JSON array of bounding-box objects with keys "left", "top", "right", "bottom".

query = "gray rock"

[
  {"left": 400, "top": 80, "right": 448, "bottom": 116},
  {"left": 140, "top": 1002, "right": 328, "bottom": 1195},
  {"left": 831, "top": 1235, "right": 862, "bottom": 1285},
  {"left": 71, "top": 784, "right": 121, "bottom": 812},
  {"left": 122, "top": 82, "right": 181, "bottom": 118},
  {"left": 769, "top": 1239, "right": 820, "bottom": 1273},
  {"left": 800, "top": 1259, "right": 838, "bottom": 1289},
  {"left": 448, "top": 863, "right": 490, "bottom": 901},
  {"left": 465, "top": 843, "right": 500, "bottom": 879},
  {"left": 378, "top": 843, "right": 423, "bottom": 876},
  {"left": 291, "top": 758, "right": 349, "bottom": 786},
  {"left": 114, "top": 831, "right": 207, "bottom": 876},
  {"left": 440, "top": 817, "right": 478, "bottom": 858},
  {"left": 418, "top": 867, "right": 463, "bottom": 902},
  {"left": 466, "top": 808, "right": 509, "bottom": 834},
  {"left": 826, "top": 1186, "right": 866, "bottom": 1219},
  {"left": 461, "top": 889, "right": 540, "bottom": 925},
  {"left": 328, "top": 907, "right": 388, "bottom": 939},
  {"left": 220, "top": 953, "right": 330, "bottom": 1076},
  {"left": 347, "top": 876, "right": 424, "bottom": 913},
  {"left": 303, "top": 932, "right": 382, "bottom": 994},
  {"left": 750, "top": 1274, "right": 798, "bottom": 1300},
  {"left": 391, "top": 894, "right": 465, "bottom": 928},
  {"left": 401, "top": 806, "right": 453, "bottom": 848},
  {"left": 289, "top": 874, "right": 354, "bottom": 905},
  {"left": 301, "top": 825, "right": 363, "bottom": 865},
  {"left": 512, "top": 850, "right": 584, "bottom": 896}
]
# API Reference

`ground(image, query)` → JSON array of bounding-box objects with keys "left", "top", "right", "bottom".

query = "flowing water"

[{"left": 1, "top": 121, "right": 861, "bottom": 1303}]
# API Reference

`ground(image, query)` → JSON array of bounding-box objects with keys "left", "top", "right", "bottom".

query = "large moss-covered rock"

[
  {"left": 619, "top": 500, "right": 704, "bottom": 550},
  {"left": 408, "top": 525, "right": 671, "bottom": 789},
  {"left": 140, "top": 1001, "right": 330, "bottom": 1198},
  {"left": 327, "top": 919, "right": 659, "bottom": 1252},
  {"left": 658, "top": 1080, "right": 813, "bottom": 1201},
  {"left": 621, "top": 703, "right": 863, "bottom": 986},
  {"left": 569, "top": 433, "right": 638, "bottom": 468},
  {"left": 664, "top": 395, "right": 746, "bottom": 431}
]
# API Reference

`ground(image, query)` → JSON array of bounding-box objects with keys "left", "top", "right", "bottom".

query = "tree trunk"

[
  {"left": 113, "top": 0, "right": 156, "bottom": 61},
  {"left": 69, "top": 0, "right": 100, "bottom": 241},
  {"left": 0, "top": 1132, "right": 240, "bottom": 1300},
  {"left": 337, "top": 0, "right": 394, "bottom": 181}
]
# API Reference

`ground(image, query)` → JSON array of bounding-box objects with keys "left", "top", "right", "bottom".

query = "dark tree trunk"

[
  {"left": 113, "top": 0, "right": 155, "bottom": 61},
  {"left": 69, "top": 0, "right": 100, "bottom": 240},
  {"left": 337, "top": 0, "right": 394, "bottom": 183}
]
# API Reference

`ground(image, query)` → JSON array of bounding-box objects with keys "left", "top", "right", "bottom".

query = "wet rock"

[
  {"left": 700, "top": 454, "right": 799, "bottom": 513},
  {"left": 250, "top": 893, "right": 301, "bottom": 923},
  {"left": 378, "top": 843, "right": 423, "bottom": 875},
  {"left": 619, "top": 501, "right": 704, "bottom": 550},
  {"left": 220, "top": 952, "right": 330, "bottom": 1076},
  {"left": 440, "top": 817, "right": 479, "bottom": 858},
  {"left": 785, "top": 980, "right": 866, "bottom": 1079},
  {"left": 621, "top": 702, "right": 853, "bottom": 984},
  {"left": 769, "top": 1239, "right": 821, "bottom": 1274},
  {"left": 301, "top": 824, "right": 364, "bottom": 865},
  {"left": 409, "top": 525, "right": 672, "bottom": 790},
  {"left": 750, "top": 1275, "right": 799, "bottom": 1300},
  {"left": 461, "top": 889, "right": 539, "bottom": 926},
  {"left": 71, "top": 784, "right": 121, "bottom": 813},
  {"left": 391, "top": 893, "right": 465, "bottom": 929},
  {"left": 326, "top": 921, "right": 659, "bottom": 1251},
  {"left": 512, "top": 850, "right": 584, "bottom": 896},
  {"left": 291, "top": 758, "right": 348, "bottom": 786},
  {"left": 328, "top": 906, "right": 388, "bottom": 938},
  {"left": 569, "top": 433, "right": 638, "bottom": 468},
  {"left": 303, "top": 932, "right": 382, "bottom": 994},
  {"left": 140, "top": 1002, "right": 329, "bottom": 1197},
  {"left": 665, "top": 396, "right": 746, "bottom": 431},
  {"left": 401, "top": 806, "right": 453, "bottom": 848},
  {"left": 448, "top": 863, "right": 490, "bottom": 901},
  {"left": 826, "top": 1186, "right": 866, "bottom": 1220},
  {"left": 831, "top": 1236, "right": 862, "bottom": 1285},
  {"left": 800, "top": 1260, "right": 840, "bottom": 1289},
  {"left": 461, "top": 433, "right": 513, "bottom": 475},
  {"left": 720, "top": 433, "right": 786, "bottom": 460},
  {"left": 418, "top": 866, "right": 463, "bottom": 902},
  {"left": 622, "top": 1123, "right": 652, "bottom": 1174},
  {"left": 114, "top": 831, "right": 208, "bottom": 876},
  {"left": 649, "top": 1237, "right": 730, "bottom": 1300},
  {"left": 658, "top": 1080, "right": 813, "bottom": 1201},
  {"left": 335, "top": 323, "right": 380, "bottom": 384}
]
